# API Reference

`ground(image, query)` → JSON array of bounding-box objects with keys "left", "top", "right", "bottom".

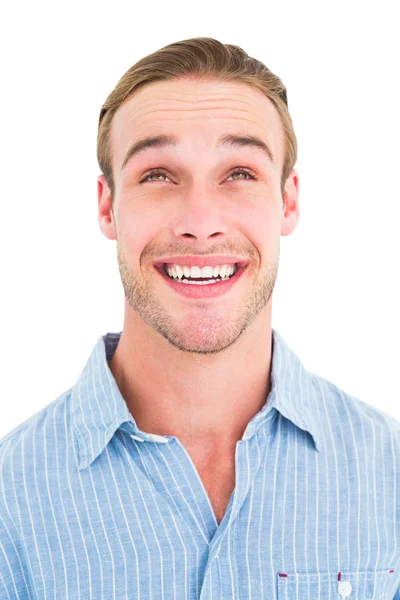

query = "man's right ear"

[{"left": 97, "top": 174, "right": 117, "bottom": 241}]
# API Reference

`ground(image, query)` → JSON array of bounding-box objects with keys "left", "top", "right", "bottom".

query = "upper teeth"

[{"left": 166, "top": 264, "right": 237, "bottom": 279}]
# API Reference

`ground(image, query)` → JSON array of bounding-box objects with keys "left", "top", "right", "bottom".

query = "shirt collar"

[{"left": 71, "top": 328, "right": 325, "bottom": 470}]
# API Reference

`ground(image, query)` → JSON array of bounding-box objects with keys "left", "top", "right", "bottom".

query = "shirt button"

[{"left": 338, "top": 580, "right": 352, "bottom": 597}]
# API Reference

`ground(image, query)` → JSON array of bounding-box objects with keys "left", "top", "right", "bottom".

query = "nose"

[{"left": 169, "top": 182, "right": 230, "bottom": 244}]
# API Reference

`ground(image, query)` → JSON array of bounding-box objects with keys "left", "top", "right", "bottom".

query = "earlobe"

[{"left": 97, "top": 174, "right": 117, "bottom": 241}]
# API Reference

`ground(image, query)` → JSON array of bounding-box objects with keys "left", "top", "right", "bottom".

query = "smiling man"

[
  {"left": 99, "top": 75, "right": 296, "bottom": 495},
  {"left": 1, "top": 38, "right": 400, "bottom": 600}
]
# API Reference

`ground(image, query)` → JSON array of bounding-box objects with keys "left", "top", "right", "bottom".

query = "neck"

[{"left": 109, "top": 305, "right": 273, "bottom": 452}]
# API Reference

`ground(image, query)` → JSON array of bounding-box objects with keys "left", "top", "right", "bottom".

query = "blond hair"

[{"left": 97, "top": 37, "right": 297, "bottom": 203}]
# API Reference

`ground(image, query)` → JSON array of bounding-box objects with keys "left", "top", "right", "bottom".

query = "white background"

[{"left": 0, "top": 0, "right": 399, "bottom": 438}]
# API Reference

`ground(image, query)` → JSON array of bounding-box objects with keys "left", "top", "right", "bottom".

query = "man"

[{"left": 1, "top": 37, "right": 399, "bottom": 599}]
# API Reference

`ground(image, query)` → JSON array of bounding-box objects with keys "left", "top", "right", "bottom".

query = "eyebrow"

[{"left": 120, "top": 133, "right": 275, "bottom": 171}]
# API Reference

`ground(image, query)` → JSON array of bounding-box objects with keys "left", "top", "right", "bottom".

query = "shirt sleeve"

[{"left": 0, "top": 507, "right": 31, "bottom": 600}]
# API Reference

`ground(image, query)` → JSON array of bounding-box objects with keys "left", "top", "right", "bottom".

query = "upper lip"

[{"left": 154, "top": 255, "right": 249, "bottom": 269}]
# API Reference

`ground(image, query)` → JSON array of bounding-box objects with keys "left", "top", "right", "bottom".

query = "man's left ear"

[{"left": 281, "top": 169, "right": 300, "bottom": 236}]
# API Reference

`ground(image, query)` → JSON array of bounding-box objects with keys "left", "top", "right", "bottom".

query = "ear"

[
  {"left": 281, "top": 169, "right": 300, "bottom": 236},
  {"left": 98, "top": 174, "right": 117, "bottom": 241}
]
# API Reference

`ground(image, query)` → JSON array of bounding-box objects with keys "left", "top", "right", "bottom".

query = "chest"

[
  {"left": 10, "top": 431, "right": 400, "bottom": 600},
  {"left": 196, "top": 458, "right": 236, "bottom": 524}
]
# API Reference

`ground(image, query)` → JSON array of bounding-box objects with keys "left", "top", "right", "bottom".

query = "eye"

[
  {"left": 227, "top": 167, "right": 257, "bottom": 181},
  {"left": 139, "top": 167, "right": 257, "bottom": 184},
  {"left": 140, "top": 169, "right": 171, "bottom": 183}
]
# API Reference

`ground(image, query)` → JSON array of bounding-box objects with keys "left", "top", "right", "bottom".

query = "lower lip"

[{"left": 155, "top": 264, "right": 248, "bottom": 299}]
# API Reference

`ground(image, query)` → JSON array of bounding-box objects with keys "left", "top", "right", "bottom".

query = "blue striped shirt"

[{"left": 1, "top": 328, "right": 399, "bottom": 599}]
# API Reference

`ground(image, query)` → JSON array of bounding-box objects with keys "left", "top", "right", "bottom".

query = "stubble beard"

[{"left": 116, "top": 243, "right": 279, "bottom": 356}]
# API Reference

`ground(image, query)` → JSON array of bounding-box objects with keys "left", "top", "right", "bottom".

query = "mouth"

[{"left": 154, "top": 262, "right": 248, "bottom": 299}]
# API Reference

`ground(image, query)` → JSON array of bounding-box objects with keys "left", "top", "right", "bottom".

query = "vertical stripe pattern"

[{"left": 1, "top": 328, "right": 399, "bottom": 599}]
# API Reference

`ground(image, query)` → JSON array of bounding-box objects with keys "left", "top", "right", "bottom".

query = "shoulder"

[
  {"left": 307, "top": 369, "right": 400, "bottom": 450},
  {"left": 0, "top": 387, "right": 73, "bottom": 449},
  {"left": 0, "top": 388, "right": 73, "bottom": 499}
]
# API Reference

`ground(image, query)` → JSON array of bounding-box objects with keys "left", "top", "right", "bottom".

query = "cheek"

[
  {"left": 118, "top": 210, "right": 165, "bottom": 267},
  {"left": 242, "top": 204, "right": 275, "bottom": 236},
  {"left": 243, "top": 206, "right": 280, "bottom": 262},
  {"left": 119, "top": 204, "right": 163, "bottom": 243}
]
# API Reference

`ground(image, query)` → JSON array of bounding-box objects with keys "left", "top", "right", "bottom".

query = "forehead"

[{"left": 110, "top": 78, "right": 284, "bottom": 172}]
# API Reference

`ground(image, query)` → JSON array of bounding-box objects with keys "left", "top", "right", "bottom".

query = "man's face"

[{"left": 98, "top": 77, "right": 299, "bottom": 355}]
